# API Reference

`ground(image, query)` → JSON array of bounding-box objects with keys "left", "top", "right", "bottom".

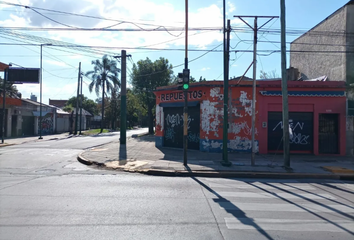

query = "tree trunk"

[
  {"left": 100, "top": 80, "right": 105, "bottom": 133},
  {"left": 148, "top": 104, "right": 154, "bottom": 135}
]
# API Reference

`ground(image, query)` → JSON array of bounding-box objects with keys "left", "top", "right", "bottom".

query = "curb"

[
  {"left": 138, "top": 169, "right": 354, "bottom": 180},
  {"left": 0, "top": 143, "right": 15, "bottom": 148},
  {"left": 77, "top": 153, "right": 354, "bottom": 180}
]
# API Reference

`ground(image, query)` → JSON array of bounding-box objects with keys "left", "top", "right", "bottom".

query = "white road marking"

[{"left": 225, "top": 217, "right": 354, "bottom": 232}]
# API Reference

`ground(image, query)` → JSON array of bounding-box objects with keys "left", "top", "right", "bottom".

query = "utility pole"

[
  {"left": 183, "top": 0, "right": 189, "bottom": 166},
  {"left": 79, "top": 74, "right": 83, "bottom": 135},
  {"left": 222, "top": 19, "right": 232, "bottom": 166},
  {"left": 39, "top": 43, "right": 52, "bottom": 139},
  {"left": 234, "top": 15, "right": 278, "bottom": 166},
  {"left": 2, "top": 64, "right": 11, "bottom": 144},
  {"left": 74, "top": 62, "right": 81, "bottom": 135},
  {"left": 114, "top": 52, "right": 131, "bottom": 144},
  {"left": 281, "top": 0, "right": 290, "bottom": 167},
  {"left": 120, "top": 50, "right": 127, "bottom": 144}
]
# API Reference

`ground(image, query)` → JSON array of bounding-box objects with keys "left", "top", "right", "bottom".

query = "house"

[
  {"left": 290, "top": 0, "right": 354, "bottom": 155},
  {"left": 154, "top": 80, "right": 346, "bottom": 156}
]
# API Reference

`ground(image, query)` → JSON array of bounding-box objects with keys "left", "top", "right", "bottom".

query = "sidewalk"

[
  {"left": 0, "top": 132, "right": 73, "bottom": 146},
  {"left": 78, "top": 134, "right": 354, "bottom": 180}
]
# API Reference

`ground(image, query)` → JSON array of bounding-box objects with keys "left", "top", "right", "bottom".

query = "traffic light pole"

[{"left": 183, "top": 0, "right": 188, "bottom": 166}]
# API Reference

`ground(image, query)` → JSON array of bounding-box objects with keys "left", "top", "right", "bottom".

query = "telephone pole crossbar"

[{"left": 233, "top": 15, "right": 278, "bottom": 166}]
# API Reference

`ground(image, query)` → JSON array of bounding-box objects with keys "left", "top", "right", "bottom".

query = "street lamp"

[{"left": 39, "top": 43, "right": 52, "bottom": 139}]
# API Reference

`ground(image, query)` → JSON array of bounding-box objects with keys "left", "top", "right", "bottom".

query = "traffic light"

[{"left": 182, "top": 69, "right": 190, "bottom": 90}]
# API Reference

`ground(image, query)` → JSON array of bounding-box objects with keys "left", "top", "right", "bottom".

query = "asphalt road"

[{"left": 0, "top": 130, "right": 353, "bottom": 240}]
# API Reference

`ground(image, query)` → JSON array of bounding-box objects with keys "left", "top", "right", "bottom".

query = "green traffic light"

[{"left": 182, "top": 83, "right": 189, "bottom": 90}]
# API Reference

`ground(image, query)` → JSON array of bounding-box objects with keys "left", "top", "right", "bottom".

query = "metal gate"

[
  {"left": 163, "top": 106, "right": 200, "bottom": 150},
  {"left": 319, "top": 114, "right": 339, "bottom": 154},
  {"left": 22, "top": 116, "right": 34, "bottom": 136},
  {"left": 268, "top": 112, "right": 313, "bottom": 152}
]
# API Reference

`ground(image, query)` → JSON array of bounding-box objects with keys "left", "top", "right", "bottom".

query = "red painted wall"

[
  {"left": 155, "top": 81, "right": 258, "bottom": 152},
  {"left": 258, "top": 81, "right": 346, "bottom": 155}
]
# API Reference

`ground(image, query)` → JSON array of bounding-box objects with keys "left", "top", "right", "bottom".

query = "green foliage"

[
  {"left": 131, "top": 57, "right": 174, "bottom": 134},
  {"left": 62, "top": 105, "right": 73, "bottom": 113},
  {"left": 82, "top": 129, "right": 110, "bottom": 135},
  {"left": 85, "top": 55, "right": 120, "bottom": 133},
  {"left": 65, "top": 95, "right": 99, "bottom": 115},
  {"left": 0, "top": 77, "right": 18, "bottom": 97}
]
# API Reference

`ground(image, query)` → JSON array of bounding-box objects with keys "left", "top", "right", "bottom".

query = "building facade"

[
  {"left": 290, "top": 0, "right": 354, "bottom": 155},
  {"left": 154, "top": 80, "right": 347, "bottom": 156}
]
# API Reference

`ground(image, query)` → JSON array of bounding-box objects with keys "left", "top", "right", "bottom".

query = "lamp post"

[{"left": 39, "top": 43, "right": 52, "bottom": 139}]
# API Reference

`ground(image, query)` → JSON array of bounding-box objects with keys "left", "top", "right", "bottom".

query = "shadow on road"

[{"left": 187, "top": 169, "right": 274, "bottom": 240}]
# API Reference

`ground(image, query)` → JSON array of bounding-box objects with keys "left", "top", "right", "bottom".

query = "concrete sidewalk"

[
  {"left": 78, "top": 134, "right": 354, "bottom": 180},
  {"left": 0, "top": 132, "right": 73, "bottom": 146}
]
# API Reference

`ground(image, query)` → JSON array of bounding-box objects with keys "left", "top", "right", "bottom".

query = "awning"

[
  {"left": 32, "top": 111, "right": 51, "bottom": 117},
  {"left": 260, "top": 91, "right": 345, "bottom": 97},
  {"left": 159, "top": 101, "right": 200, "bottom": 108}
]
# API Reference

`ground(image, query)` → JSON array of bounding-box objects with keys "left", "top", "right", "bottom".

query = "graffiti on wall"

[
  {"left": 38, "top": 114, "right": 53, "bottom": 134},
  {"left": 165, "top": 113, "right": 192, "bottom": 129},
  {"left": 272, "top": 119, "right": 310, "bottom": 145},
  {"left": 155, "top": 105, "right": 163, "bottom": 132}
]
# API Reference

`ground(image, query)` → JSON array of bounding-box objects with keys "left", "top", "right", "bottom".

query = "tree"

[
  {"left": 260, "top": 69, "right": 280, "bottom": 79},
  {"left": 131, "top": 57, "right": 173, "bottom": 134},
  {"left": 0, "top": 77, "right": 18, "bottom": 98},
  {"left": 64, "top": 95, "right": 99, "bottom": 116},
  {"left": 85, "top": 55, "right": 120, "bottom": 133}
]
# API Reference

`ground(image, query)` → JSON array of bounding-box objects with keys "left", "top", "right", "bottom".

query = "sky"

[{"left": 0, "top": 0, "right": 351, "bottom": 104}]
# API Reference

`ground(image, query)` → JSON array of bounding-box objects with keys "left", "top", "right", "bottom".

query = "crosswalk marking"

[
  {"left": 217, "top": 191, "right": 336, "bottom": 200},
  {"left": 208, "top": 183, "right": 316, "bottom": 191},
  {"left": 217, "top": 201, "right": 354, "bottom": 213},
  {"left": 198, "top": 178, "right": 354, "bottom": 236},
  {"left": 225, "top": 218, "right": 354, "bottom": 232}
]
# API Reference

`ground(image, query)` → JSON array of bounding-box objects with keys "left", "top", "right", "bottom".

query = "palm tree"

[{"left": 85, "top": 55, "right": 120, "bottom": 133}]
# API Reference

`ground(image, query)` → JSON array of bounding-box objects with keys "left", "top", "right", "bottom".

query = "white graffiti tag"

[
  {"left": 165, "top": 114, "right": 192, "bottom": 129},
  {"left": 165, "top": 128, "right": 175, "bottom": 141},
  {"left": 165, "top": 114, "right": 183, "bottom": 127},
  {"left": 290, "top": 133, "right": 310, "bottom": 145}
]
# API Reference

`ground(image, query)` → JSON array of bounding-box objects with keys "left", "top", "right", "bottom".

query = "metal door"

[
  {"left": 22, "top": 116, "right": 35, "bottom": 136},
  {"left": 268, "top": 112, "right": 313, "bottom": 152},
  {"left": 163, "top": 106, "right": 200, "bottom": 150},
  {"left": 319, "top": 114, "right": 339, "bottom": 154}
]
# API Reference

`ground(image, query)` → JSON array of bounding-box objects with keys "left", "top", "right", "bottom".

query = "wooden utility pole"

[
  {"left": 281, "top": 0, "right": 290, "bottom": 167},
  {"left": 74, "top": 62, "right": 81, "bottom": 135},
  {"left": 234, "top": 15, "right": 278, "bottom": 166}
]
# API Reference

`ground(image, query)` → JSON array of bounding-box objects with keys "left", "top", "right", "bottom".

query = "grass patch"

[{"left": 82, "top": 129, "right": 110, "bottom": 135}]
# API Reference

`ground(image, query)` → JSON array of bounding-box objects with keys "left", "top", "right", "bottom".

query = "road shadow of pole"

[
  {"left": 248, "top": 182, "right": 354, "bottom": 236},
  {"left": 184, "top": 166, "right": 274, "bottom": 240}
]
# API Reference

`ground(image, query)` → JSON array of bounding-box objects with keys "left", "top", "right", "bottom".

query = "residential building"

[{"left": 290, "top": 0, "right": 354, "bottom": 155}]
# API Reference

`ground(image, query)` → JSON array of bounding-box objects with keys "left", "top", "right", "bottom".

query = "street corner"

[
  {"left": 105, "top": 159, "right": 149, "bottom": 171},
  {"left": 77, "top": 152, "right": 94, "bottom": 166},
  {"left": 322, "top": 166, "right": 354, "bottom": 175}
]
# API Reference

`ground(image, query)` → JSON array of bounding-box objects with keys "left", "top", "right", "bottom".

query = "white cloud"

[
  {"left": 201, "top": 67, "right": 210, "bottom": 71},
  {"left": 228, "top": 1, "right": 236, "bottom": 13}
]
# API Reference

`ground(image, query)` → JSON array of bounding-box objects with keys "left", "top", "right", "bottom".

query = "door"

[
  {"left": 11, "top": 115, "right": 17, "bottom": 137},
  {"left": 163, "top": 106, "right": 200, "bottom": 150},
  {"left": 319, "top": 114, "right": 339, "bottom": 154},
  {"left": 22, "top": 116, "right": 35, "bottom": 136},
  {"left": 268, "top": 112, "right": 313, "bottom": 153}
]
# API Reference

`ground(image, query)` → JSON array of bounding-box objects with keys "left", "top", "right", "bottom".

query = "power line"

[{"left": 0, "top": 1, "right": 187, "bottom": 37}]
